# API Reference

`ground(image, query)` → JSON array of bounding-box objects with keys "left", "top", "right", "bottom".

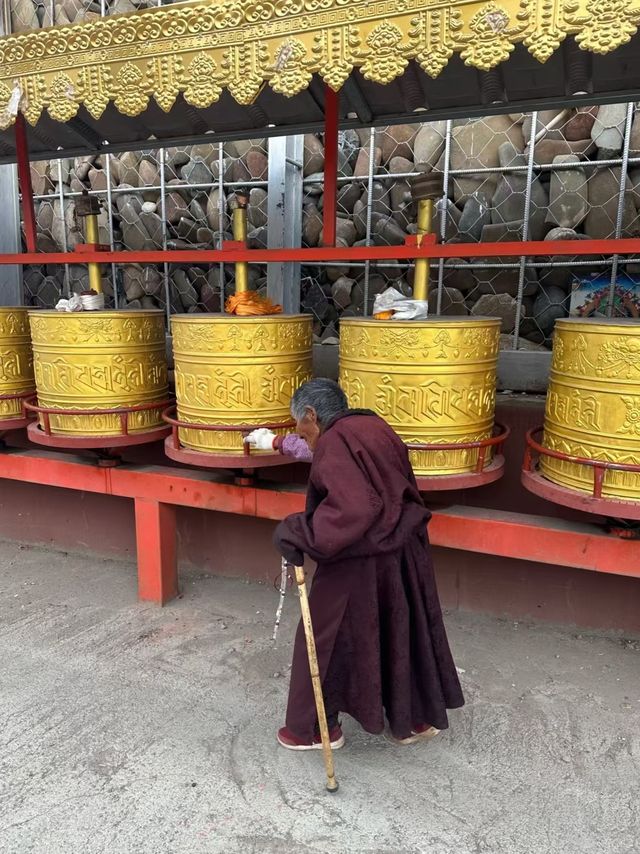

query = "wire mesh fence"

[
  {"left": 23, "top": 138, "right": 270, "bottom": 317},
  {"left": 299, "top": 106, "right": 640, "bottom": 349}
]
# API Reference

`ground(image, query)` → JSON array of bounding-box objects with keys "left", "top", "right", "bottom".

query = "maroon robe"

[{"left": 274, "top": 411, "right": 464, "bottom": 741}]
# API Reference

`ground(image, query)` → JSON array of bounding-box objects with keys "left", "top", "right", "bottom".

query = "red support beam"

[
  {"left": 14, "top": 114, "right": 37, "bottom": 254},
  {"left": 322, "top": 85, "right": 340, "bottom": 247},
  {"left": 134, "top": 498, "right": 178, "bottom": 605},
  {"left": 1, "top": 236, "right": 640, "bottom": 267}
]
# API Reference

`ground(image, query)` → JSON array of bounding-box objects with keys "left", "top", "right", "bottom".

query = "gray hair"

[{"left": 291, "top": 379, "right": 348, "bottom": 428}]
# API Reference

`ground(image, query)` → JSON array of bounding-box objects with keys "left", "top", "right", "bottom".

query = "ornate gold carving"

[
  {"left": 28, "top": 310, "right": 168, "bottom": 437},
  {"left": 0, "top": 308, "right": 35, "bottom": 421},
  {"left": 339, "top": 318, "right": 500, "bottom": 476},
  {"left": 172, "top": 314, "right": 313, "bottom": 455},
  {"left": 1, "top": 0, "right": 638, "bottom": 126},
  {"left": 542, "top": 318, "right": 640, "bottom": 499}
]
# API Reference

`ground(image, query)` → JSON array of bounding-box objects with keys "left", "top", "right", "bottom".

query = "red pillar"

[
  {"left": 14, "top": 114, "right": 37, "bottom": 254},
  {"left": 134, "top": 498, "right": 178, "bottom": 605},
  {"left": 322, "top": 85, "right": 340, "bottom": 247}
]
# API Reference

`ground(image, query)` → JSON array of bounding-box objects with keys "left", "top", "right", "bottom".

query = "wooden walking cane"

[{"left": 293, "top": 564, "right": 339, "bottom": 793}]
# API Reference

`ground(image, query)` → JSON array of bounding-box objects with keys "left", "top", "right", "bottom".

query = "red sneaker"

[{"left": 277, "top": 725, "right": 345, "bottom": 751}]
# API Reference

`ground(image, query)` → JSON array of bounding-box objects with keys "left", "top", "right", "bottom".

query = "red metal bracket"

[
  {"left": 522, "top": 427, "right": 640, "bottom": 521},
  {"left": 162, "top": 406, "right": 297, "bottom": 472}
]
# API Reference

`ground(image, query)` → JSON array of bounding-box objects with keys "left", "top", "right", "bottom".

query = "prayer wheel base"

[
  {"left": 163, "top": 435, "right": 297, "bottom": 472},
  {"left": 27, "top": 420, "right": 170, "bottom": 450},
  {"left": 0, "top": 415, "right": 31, "bottom": 434},
  {"left": 415, "top": 454, "right": 505, "bottom": 492},
  {"left": 522, "top": 468, "right": 640, "bottom": 522}
]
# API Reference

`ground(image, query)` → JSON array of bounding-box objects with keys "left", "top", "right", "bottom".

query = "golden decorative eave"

[{"left": 0, "top": 0, "right": 639, "bottom": 130}]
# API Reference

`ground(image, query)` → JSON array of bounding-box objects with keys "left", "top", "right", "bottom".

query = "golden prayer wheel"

[
  {"left": 171, "top": 314, "right": 313, "bottom": 454},
  {"left": 0, "top": 307, "right": 35, "bottom": 421},
  {"left": 28, "top": 310, "right": 168, "bottom": 437},
  {"left": 339, "top": 317, "right": 501, "bottom": 476},
  {"left": 541, "top": 318, "right": 640, "bottom": 499}
]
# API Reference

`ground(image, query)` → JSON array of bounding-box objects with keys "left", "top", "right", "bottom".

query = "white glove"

[{"left": 244, "top": 428, "right": 276, "bottom": 450}]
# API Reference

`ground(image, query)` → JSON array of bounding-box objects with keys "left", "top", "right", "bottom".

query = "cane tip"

[{"left": 326, "top": 780, "right": 339, "bottom": 793}]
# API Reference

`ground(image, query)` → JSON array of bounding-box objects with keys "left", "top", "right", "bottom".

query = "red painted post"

[
  {"left": 322, "top": 84, "right": 340, "bottom": 247},
  {"left": 134, "top": 498, "right": 178, "bottom": 605},
  {"left": 14, "top": 114, "right": 37, "bottom": 254}
]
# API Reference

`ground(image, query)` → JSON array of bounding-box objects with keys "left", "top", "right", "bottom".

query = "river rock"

[
  {"left": 36, "top": 277, "right": 61, "bottom": 307},
  {"left": 533, "top": 285, "right": 569, "bottom": 336},
  {"left": 140, "top": 211, "right": 163, "bottom": 248},
  {"left": 428, "top": 287, "right": 467, "bottom": 316},
  {"left": 247, "top": 226, "right": 268, "bottom": 250},
  {"left": 565, "top": 107, "right": 598, "bottom": 141},
  {"left": 304, "top": 135, "right": 325, "bottom": 176},
  {"left": 472, "top": 293, "right": 523, "bottom": 333},
  {"left": 88, "top": 167, "right": 109, "bottom": 192},
  {"left": 200, "top": 282, "right": 221, "bottom": 313},
  {"left": 450, "top": 116, "right": 525, "bottom": 202},
  {"left": 337, "top": 182, "right": 361, "bottom": 215},
  {"left": 591, "top": 104, "right": 627, "bottom": 152},
  {"left": 458, "top": 192, "right": 491, "bottom": 241},
  {"left": 11, "top": 0, "right": 39, "bottom": 31},
  {"left": 122, "top": 265, "right": 146, "bottom": 301},
  {"left": 31, "top": 162, "right": 53, "bottom": 196},
  {"left": 206, "top": 188, "right": 226, "bottom": 231},
  {"left": 380, "top": 125, "right": 418, "bottom": 164},
  {"left": 175, "top": 217, "right": 199, "bottom": 241},
  {"left": 182, "top": 157, "right": 213, "bottom": 186},
  {"left": 36, "top": 200, "right": 54, "bottom": 234},
  {"left": 372, "top": 215, "right": 406, "bottom": 246},
  {"left": 429, "top": 199, "right": 460, "bottom": 243},
  {"left": 585, "top": 167, "right": 637, "bottom": 238},
  {"left": 139, "top": 159, "right": 159, "bottom": 187},
  {"left": 172, "top": 269, "right": 198, "bottom": 308},
  {"left": 340, "top": 130, "right": 360, "bottom": 170},
  {"left": 546, "top": 155, "right": 588, "bottom": 228},
  {"left": 248, "top": 188, "right": 268, "bottom": 228},
  {"left": 164, "top": 191, "right": 189, "bottom": 225},
  {"left": 331, "top": 276, "right": 355, "bottom": 310},
  {"left": 353, "top": 145, "right": 382, "bottom": 178},
  {"left": 121, "top": 217, "right": 152, "bottom": 251},
  {"left": 245, "top": 147, "right": 268, "bottom": 179},
  {"left": 491, "top": 148, "right": 549, "bottom": 240},
  {"left": 118, "top": 151, "right": 141, "bottom": 186},
  {"left": 414, "top": 122, "right": 446, "bottom": 172},
  {"left": 319, "top": 217, "right": 356, "bottom": 247},
  {"left": 440, "top": 259, "right": 477, "bottom": 293},
  {"left": 302, "top": 202, "right": 323, "bottom": 247},
  {"left": 532, "top": 138, "right": 595, "bottom": 165}
]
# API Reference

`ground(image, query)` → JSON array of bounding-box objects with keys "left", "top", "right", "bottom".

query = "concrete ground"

[{"left": 0, "top": 542, "right": 638, "bottom": 854}]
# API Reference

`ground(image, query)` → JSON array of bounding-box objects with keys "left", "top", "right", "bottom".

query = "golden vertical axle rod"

[
  {"left": 76, "top": 191, "right": 103, "bottom": 295},
  {"left": 294, "top": 564, "right": 339, "bottom": 793},
  {"left": 410, "top": 172, "right": 444, "bottom": 302},
  {"left": 84, "top": 213, "right": 103, "bottom": 294},
  {"left": 233, "top": 189, "right": 250, "bottom": 294}
]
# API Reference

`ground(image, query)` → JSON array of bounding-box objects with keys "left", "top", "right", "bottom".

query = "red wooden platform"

[{"left": 0, "top": 447, "right": 637, "bottom": 605}]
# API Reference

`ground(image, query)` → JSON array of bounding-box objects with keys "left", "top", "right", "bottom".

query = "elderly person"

[{"left": 249, "top": 378, "right": 464, "bottom": 750}]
